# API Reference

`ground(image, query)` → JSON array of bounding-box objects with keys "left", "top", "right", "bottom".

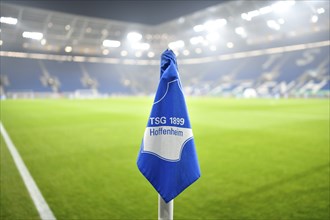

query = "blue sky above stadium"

[{"left": 2, "top": 0, "right": 226, "bottom": 25}]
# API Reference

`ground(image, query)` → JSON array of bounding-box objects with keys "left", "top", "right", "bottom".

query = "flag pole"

[{"left": 158, "top": 194, "right": 173, "bottom": 220}]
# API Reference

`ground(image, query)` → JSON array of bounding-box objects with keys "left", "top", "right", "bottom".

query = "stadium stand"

[
  {"left": 1, "top": 44, "right": 328, "bottom": 98},
  {"left": 1, "top": 57, "right": 51, "bottom": 92}
]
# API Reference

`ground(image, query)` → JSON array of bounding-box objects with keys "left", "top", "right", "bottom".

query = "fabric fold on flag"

[{"left": 137, "top": 49, "right": 201, "bottom": 203}]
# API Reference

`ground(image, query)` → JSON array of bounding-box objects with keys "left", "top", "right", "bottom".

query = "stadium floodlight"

[
  {"left": 193, "top": 24, "right": 204, "bottom": 32},
  {"left": 317, "top": 8, "right": 325, "bottom": 14},
  {"left": 168, "top": 40, "right": 185, "bottom": 50},
  {"left": 241, "top": 13, "right": 251, "bottom": 21},
  {"left": 235, "top": 27, "right": 247, "bottom": 38},
  {"left": 0, "top": 16, "right": 18, "bottom": 25},
  {"left": 103, "top": 39, "right": 121, "bottom": 48},
  {"left": 178, "top": 17, "right": 185, "bottom": 24},
  {"left": 247, "top": 10, "right": 260, "bottom": 19},
  {"left": 0, "top": 40, "right": 3, "bottom": 46},
  {"left": 271, "top": 0, "right": 295, "bottom": 13},
  {"left": 204, "top": 20, "right": 216, "bottom": 30},
  {"left": 311, "top": 15, "right": 318, "bottom": 23},
  {"left": 242, "top": 1, "right": 295, "bottom": 21},
  {"left": 267, "top": 20, "right": 281, "bottom": 30},
  {"left": 127, "top": 32, "right": 142, "bottom": 42},
  {"left": 102, "top": 49, "right": 109, "bottom": 55},
  {"left": 204, "top": 19, "right": 227, "bottom": 31},
  {"left": 259, "top": 6, "right": 273, "bottom": 15},
  {"left": 132, "top": 42, "right": 150, "bottom": 50},
  {"left": 182, "top": 49, "right": 190, "bottom": 56},
  {"left": 242, "top": 8, "right": 270, "bottom": 21},
  {"left": 190, "top": 36, "right": 204, "bottom": 45},
  {"left": 120, "top": 50, "right": 128, "bottom": 57},
  {"left": 40, "top": 39, "right": 47, "bottom": 45},
  {"left": 65, "top": 46, "right": 72, "bottom": 53},
  {"left": 227, "top": 42, "right": 234, "bottom": 48},
  {"left": 215, "top": 18, "right": 227, "bottom": 26},
  {"left": 22, "top": 32, "right": 43, "bottom": 40},
  {"left": 206, "top": 32, "right": 220, "bottom": 42},
  {"left": 147, "top": 51, "right": 155, "bottom": 58}
]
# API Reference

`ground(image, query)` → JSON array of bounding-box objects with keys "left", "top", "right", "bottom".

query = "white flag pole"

[{"left": 158, "top": 194, "right": 173, "bottom": 220}]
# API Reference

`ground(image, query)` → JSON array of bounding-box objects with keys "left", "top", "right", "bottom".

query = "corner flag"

[{"left": 137, "top": 49, "right": 201, "bottom": 203}]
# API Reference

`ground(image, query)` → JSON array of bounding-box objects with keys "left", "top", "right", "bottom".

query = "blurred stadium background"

[
  {"left": 0, "top": 0, "right": 329, "bottom": 98},
  {"left": 0, "top": 1, "right": 329, "bottom": 220}
]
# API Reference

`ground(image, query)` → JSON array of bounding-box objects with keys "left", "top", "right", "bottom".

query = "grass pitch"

[{"left": 0, "top": 98, "right": 329, "bottom": 220}]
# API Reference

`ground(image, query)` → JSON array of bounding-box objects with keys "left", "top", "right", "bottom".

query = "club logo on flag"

[{"left": 137, "top": 49, "right": 201, "bottom": 203}]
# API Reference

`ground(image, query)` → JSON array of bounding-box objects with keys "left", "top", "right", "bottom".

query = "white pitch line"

[{"left": 0, "top": 122, "right": 56, "bottom": 220}]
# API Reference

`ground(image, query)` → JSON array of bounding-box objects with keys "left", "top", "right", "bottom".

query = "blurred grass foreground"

[{"left": 1, "top": 98, "right": 329, "bottom": 219}]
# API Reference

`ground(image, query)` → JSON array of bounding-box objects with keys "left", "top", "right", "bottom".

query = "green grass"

[
  {"left": 0, "top": 137, "right": 40, "bottom": 219},
  {"left": 0, "top": 98, "right": 329, "bottom": 220}
]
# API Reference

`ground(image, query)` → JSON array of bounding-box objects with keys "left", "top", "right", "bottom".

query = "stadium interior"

[
  {"left": 0, "top": 0, "right": 329, "bottom": 98},
  {"left": 1, "top": 1, "right": 329, "bottom": 220}
]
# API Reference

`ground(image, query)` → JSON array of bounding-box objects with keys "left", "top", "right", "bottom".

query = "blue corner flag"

[{"left": 137, "top": 49, "right": 201, "bottom": 203}]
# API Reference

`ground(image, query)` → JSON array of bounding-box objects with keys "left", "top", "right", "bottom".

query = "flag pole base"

[{"left": 158, "top": 194, "right": 173, "bottom": 220}]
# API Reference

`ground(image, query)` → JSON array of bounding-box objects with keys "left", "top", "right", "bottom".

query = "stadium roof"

[
  {"left": 1, "top": 0, "right": 227, "bottom": 25},
  {"left": 0, "top": 0, "right": 329, "bottom": 62}
]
